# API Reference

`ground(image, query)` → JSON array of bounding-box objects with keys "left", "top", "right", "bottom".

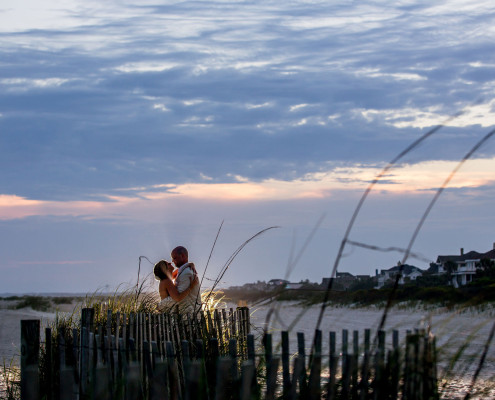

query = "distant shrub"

[
  {"left": 15, "top": 296, "right": 52, "bottom": 312},
  {"left": 415, "top": 274, "right": 449, "bottom": 287},
  {"left": 348, "top": 278, "right": 376, "bottom": 291},
  {"left": 461, "top": 284, "right": 495, "bottom": 304},
  {"left": 2, "top": 295, "right": 21, "bottom": 301},
  {"left": 413, "top": 287, "right": 466, "bottom": 304},
  {"left": 351, "top": 289, "right": 389, "bottom": 305},
  {"left": 52, "top": 296, "right": 74, "bottom": 305}
]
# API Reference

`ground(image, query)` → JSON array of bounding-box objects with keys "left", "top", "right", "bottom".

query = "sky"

[{"left": 1, "top": 0, "right": 495, "bottom": 293}]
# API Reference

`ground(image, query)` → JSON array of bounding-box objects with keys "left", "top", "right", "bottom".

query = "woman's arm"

[
  {"left": 164, "top": 279, "right": 194, "bottom": 302},
  {"left": 159, "top": 280, "right": 170, "bottom": 300}
]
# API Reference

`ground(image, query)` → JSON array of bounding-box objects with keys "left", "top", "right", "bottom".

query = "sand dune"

[{"left": 0, "top": 308, "right": 58, "bottom": 364}]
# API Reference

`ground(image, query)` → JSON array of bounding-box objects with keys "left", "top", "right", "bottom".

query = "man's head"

[{"left": 171, "top": 246, "right": 188, "bottom": 268}]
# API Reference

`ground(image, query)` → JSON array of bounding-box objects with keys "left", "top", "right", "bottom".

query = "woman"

[{"left": 154, "top": 260, "right": 196, "bottom": 311}]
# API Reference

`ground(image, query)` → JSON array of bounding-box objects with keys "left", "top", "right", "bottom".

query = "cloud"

[
  {"left": 359, "top": 100, "right": 495, "bottom": 129},
  {"left": 353, "top": 68, "right": 427, "bottom": 82},
  {"left": 113, "top": 62, "right": 180, "bottom": 73},
  {"left": 2, "top": 156, "right": 494, "bottom": 222}
]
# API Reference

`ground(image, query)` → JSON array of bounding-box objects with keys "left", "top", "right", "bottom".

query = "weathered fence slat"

[
  {"left": 297, "top": 332, "right": 308, "bottom": 397},
  {"left": 20, "top": 320, "right": 40, "bottom": 400},
  {"left": 240, "top": 360, "right": 255, "bottom": 400},
  {"left": 308, "top": 329, "right": 322, "bottom": 400},
  {"left": 281, "top": 330, "right": 291, "bottom": 397}
]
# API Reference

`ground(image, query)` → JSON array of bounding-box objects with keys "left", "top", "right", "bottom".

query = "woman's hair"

[{"left": 154, "top": 260, "right": 168, "bottom": 281}]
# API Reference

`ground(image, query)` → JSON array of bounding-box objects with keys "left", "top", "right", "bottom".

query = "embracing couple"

[{"left": 154, "top": 246, "right": 201, "bottom": 313}]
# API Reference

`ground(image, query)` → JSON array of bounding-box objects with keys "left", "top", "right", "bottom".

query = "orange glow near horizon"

[{"left": 1, "top": 157, "right": 494, "bottom": 221}]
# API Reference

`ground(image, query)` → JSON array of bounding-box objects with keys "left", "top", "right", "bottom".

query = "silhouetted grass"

[{"left": 0, "top": 358, "right": 20, "bottom": 400}]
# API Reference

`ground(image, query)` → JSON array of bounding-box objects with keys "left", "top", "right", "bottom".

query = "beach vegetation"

[
  {"left": 51, "top": 296, "right": 74, "bottom": 305},
  {"left": 14, "top": 296, "right": 52, "bottom": 312},
  {"left": 0, "top": 358, "right": 20, "bottom": 400}
]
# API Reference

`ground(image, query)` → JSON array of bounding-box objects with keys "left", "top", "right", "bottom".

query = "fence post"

[
  {"left": 247, "top": 334, "right": 255, "bottom": 362},
  {"left": 221, "top": 309, "right": 229, "bottom": 340},
  {"left": 207, "top": 338, "right": 219, "bottom": 399},
  {"left": 21, "top": 320, "right": 40, "bottom": 400},
  {"left": 143, "top": 340, "right": 153, "bottom": 396},
  {"left": 341, "top": 329, "right": 351, "bottom": 398},
  {"left": 240, "top": 360, "right": 255, "bottom": 400},
  {"left": 150, "top": 357, "right": 169, "bottom": 400},
  {"left": 117, "top": 337, "right": 127, "bottom": 398},
  {"left": 373, "top": 330, "right": 386, "bottom": 400},
  {"left": 181, "top": 339, "right": 191, "bottom": 393},
  {"left": 214, "top": 310, "right": 225, "bottom": 351},
  {"left": 209, "top": 310, "right": 219, "bottom": 338},
  {"left": 328, "top": 331, "right": 337, "bottom": 400},
  {"left": 424, "top": 334, "right": 439, "bottom": 400},
  {"left": 243, "top": 307, "right": 251, "bottom": 334},
  {"left": 80, "top": 308, "right": 94, "bottom": 398},
  {"left": 124, "top": 360, "right": 143, "bottom": 400},
  {"left": 184, "top": 360, "right": 203, "bottom": 400},
  {"left": 264, "top": 333, "right": 273, "bottom": 364},
  {"left": 351, "top": 330, "right": 359, "bottom": 399},
  {"left": 388, "top": 330, "right": 400, "bottom": 399},
  {"left": 359, "top": 331, "right": 370, "bottom": 400},
  {"left": 265, "top": 357, "right": 280, "bottom": 400},
  {"left": 215, "top": 357, "right": 234, "bottom": 400},
  {"left": 58, "top": 331, "right": 77, "bottom": 400},
  {"left": 166, "top": 340, "right": 181, "bottom": 400},
  {"left": 44, "top": 327, "right": 53, "bottom": 400},
  {"left": 281, "top": 331, "right": 291, "bottom": 397},
  {"left": 229, "top": 338, "right": 238, "bottom": 384},
  {"left": 297, "top": 332, "right": 307, "bottom": 397},
  {"left": 308, "top": 329, "right": 322, "bottom": 400},
  {"left": 230, "top": 308, "right": 237, "bottom": 339}
]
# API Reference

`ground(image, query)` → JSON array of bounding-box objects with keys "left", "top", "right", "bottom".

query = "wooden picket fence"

[{"left": 19, "top": 307, "right": 439, "bottom": 399}]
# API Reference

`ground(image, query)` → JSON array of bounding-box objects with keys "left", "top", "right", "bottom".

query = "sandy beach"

[
  {"left": 0, "top": 298, "right": 81, "bottom": 364},
  {"left": 0, "top": 308, "right": 57, "bottom": 363}
]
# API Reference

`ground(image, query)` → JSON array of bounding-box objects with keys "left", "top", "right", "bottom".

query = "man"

[{"left": 166, "top": 246, "right": 201, "bottom": 313}]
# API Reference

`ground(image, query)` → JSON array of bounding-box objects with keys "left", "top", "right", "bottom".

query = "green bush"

[
  {"left": 2, "top": 295, "right": 21, "bottom": 301},
  {"left": 15, "top": 296, "right": 52, "bottom": 312},
  {"left": 351, "top": 289, "right": 389, "bottom": 305},
  {"left": 414, "top": 274, "right": 449, "bottom": 287},
  {"left": 52, "top": 296, "right": 74, "bottom": 305}
]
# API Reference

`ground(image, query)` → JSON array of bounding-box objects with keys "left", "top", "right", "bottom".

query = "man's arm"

[
  {"left": 164, "top": 279, "right": 194, "bottom": 302},
  {"left": 176, "top": 267, "right": 194, "bottom": 293}
]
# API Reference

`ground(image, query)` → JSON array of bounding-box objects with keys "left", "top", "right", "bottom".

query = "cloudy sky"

[{"left": 1, "top": 0, "right": 495, "bottom": 293}]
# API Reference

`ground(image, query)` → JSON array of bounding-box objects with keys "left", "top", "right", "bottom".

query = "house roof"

[
  {"left": 437, "top": 249, "right": 495, "bottom": 263},
  {"left": 484, "top": 249, "right": 495, "bottom": 259},
  {"left": 268, "top": 279, "right": 289, "bottom": 284},
  {"left": 385, "top": 264, "right": 423, "bottom": 275},
  {"left": 336, "top": 272, "right": 354, "bottom": 278}
]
